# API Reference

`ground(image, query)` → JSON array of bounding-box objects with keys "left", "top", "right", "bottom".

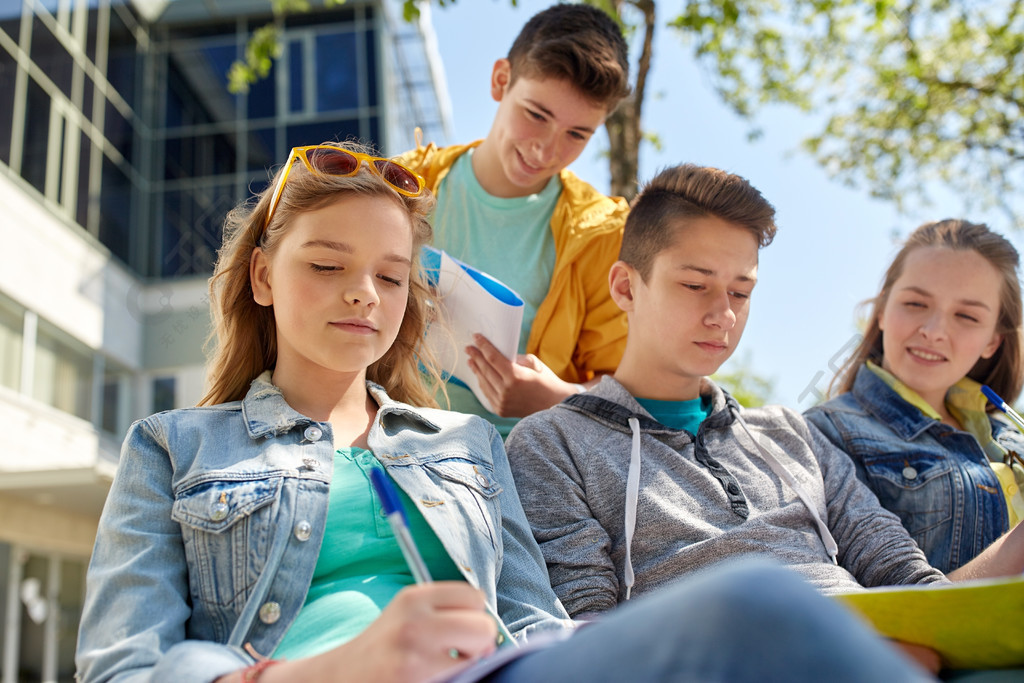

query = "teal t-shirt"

[
  {"left": 636, "top": 396, "right": 712, "bottom": 435},
  {"left": 273, "top": 447, "right": 462, "bottom": 660},
  {"left": 432, "top": 150, "right": 560, "bottom": 437}
]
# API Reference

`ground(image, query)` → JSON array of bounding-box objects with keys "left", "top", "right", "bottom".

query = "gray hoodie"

[{"left": 506, "top": 376, "right": 947, "bottom": 618}]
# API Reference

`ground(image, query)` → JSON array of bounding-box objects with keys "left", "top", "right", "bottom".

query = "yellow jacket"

[{"left": 398, "top": 139, "right": 628, "bottom": 383}]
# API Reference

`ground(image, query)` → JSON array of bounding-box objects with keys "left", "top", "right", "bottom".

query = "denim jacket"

[
  {"left": 76, "top": 373, "right": 571, "bottom": 683},
  {"left": 805, "top": 365, "right": 1024, "bottom": 573}
]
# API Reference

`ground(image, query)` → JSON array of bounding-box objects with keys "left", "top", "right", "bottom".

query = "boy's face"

[
  {"left": 479, "top": 59, "right": 608, "bottom": 197},
  {"left": 611, "top": 217, "right": 759, "bottom": 399}
]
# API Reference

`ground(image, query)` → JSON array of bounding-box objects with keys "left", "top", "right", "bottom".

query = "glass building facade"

[
  {"left": 0, "top": 0, "right": 449, "bottom": 678},
  {"left": 0, "top": 0, "right": 448, "bottom": 279}
]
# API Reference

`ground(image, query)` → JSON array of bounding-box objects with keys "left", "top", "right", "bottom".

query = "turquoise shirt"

[
  {"left": 636, "top": 396, "right": 712, "bottom": 435},
  {"left": 273, "top": 447, "right": 461, "bottom": 660},
  {"left": 432, "top": 150, "right": 560, "bottom": 437}
]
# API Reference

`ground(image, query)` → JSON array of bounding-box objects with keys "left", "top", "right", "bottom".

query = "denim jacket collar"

[
  {"left": 241, "top": 371, "right": 441, "bottom": 440},
  {"left": 850, "top": 364, "right": 942, "bottom": 441}
]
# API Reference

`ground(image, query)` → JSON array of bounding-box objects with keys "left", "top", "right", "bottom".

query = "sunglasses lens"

[
  {"left": 374, "top": 160, "right": 422, "bottom": 195},
  {"left": 311, "top": 148, "right": 359, "bottom": 175}
]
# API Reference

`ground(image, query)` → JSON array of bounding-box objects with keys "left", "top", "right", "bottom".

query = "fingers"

[{"left": 390, "top": 583, "right": 498, "bottom": 662}]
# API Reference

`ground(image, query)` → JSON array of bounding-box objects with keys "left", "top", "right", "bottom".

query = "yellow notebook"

[{"left": 834, "top": 576, "right": 1024, "bottom": 670}]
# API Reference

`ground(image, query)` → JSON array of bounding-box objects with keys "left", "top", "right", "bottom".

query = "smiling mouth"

[
  {"left": 331, "top": 319, "right": 377, "bottom": 334},
  {"left": 516, "top": 149, "right": 543, "bottom": 174},
  {"left": 908, "top": 347, "right": 946, "bottom": 362}
]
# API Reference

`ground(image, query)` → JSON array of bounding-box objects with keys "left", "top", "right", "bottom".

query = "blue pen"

[
  {"left": 370, "top": 467, "right": 433, "bottom": 583},
  {"left": 982, "top": 385, "right": 1024, "bottom": 434},
  {"left": 368, "top": 467, "right": 517, "bottom": 648}
]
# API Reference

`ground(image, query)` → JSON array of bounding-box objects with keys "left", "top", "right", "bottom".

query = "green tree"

[
  {"left": 231, "top": 1, "right": 1024, "bottom": 218},
  {"left": 670, "top": 0, "right": 1024, "bottom": 223},
  {"left": 712, "top": 352, "right": 776, "bottom": 407}
]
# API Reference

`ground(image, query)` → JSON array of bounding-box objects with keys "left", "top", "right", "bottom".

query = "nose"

[
  {"left": 918, "top": 311, "right": 947, "bottom": 340},
  {"left": 704, "top": 291, "right": 737, "bottom": 330},
  {"left": 344, "top": 271, "right": 380, "bottom": 308},
  {"left": 529, "top": 130, "right": 557, "bottom": 166}
]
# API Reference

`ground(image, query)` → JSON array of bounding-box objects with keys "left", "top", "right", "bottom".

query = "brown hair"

[
  {"left": 507, "top": 3, "right": 630, "bottom": 110},
  {"left": 833, "top": 219, "right": 1024, "bottom": 405},
  {"left": 620, "top": 163, "right": 777, "bottom": 280},
  {"left": 199, "top": 141, "right": 441, "bottom": 408}
]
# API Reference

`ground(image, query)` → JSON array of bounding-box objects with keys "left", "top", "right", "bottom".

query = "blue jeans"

[{"left": 488, "top": 559, "right": 935, "bottom": 683}]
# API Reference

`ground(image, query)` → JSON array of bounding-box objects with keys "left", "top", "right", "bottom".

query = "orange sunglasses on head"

[{"left": 264, "top": 145, "right": 426, "bottom": 228}]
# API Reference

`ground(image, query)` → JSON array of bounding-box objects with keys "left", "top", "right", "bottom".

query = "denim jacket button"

[
  {"left": 303, "top": 426, "right": 323, "bottom": 442},
  {"left": 259, "top": 602, "right": 281, "bottom": 624},
  {"left": 902, "top": 466, "right": 918, "bottom": 480},
  {"left": 294, "top": 520, "right": 312, "bottom": 541},
  {"left": 210, "top": 501, "right": 229, "bottom": 522}
]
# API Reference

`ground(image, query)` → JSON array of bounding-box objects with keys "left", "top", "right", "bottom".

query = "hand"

[
  {"left": 893, "top": 641, "right": 942, "bottom": 675},
  {"left": 231, "top": 583, "right": 498, "bottom": 683},
  {"left": 465, "top": 334, "right": 580, "bottom": 418}
]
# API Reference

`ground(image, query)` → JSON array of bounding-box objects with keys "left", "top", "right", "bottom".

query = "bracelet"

[{"left": 241, "top": 659, "right": 281, "bottom": 682}]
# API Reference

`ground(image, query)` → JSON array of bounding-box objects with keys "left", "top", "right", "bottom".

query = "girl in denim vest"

[
  {"left": 807, "top": 219, "right": 1024, "bottom": 573},
  {"left": 76, "top": 141, "right": 936, "bottom": 683}
]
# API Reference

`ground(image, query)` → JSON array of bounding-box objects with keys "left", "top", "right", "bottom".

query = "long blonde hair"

[
  {"left": 833, "top": 219, "right": 1024, "bottom": 406},
  {"left": 199, "top": 141, "right": 441, "bottom": 408}
]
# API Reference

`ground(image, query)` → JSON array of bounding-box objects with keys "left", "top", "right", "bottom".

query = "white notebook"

[{"left": 421, "top": 246, "right": 525, "bottom": 413}]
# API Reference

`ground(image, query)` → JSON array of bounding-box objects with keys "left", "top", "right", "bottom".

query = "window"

[
  {"left": 0, "top": 300, "right": 21, "bottom": 391},
  {"left": 0, "top": 45, "right": 14, "bottom": 166},
  {"left": 152, "top": 375, "right": 176, "bottom": 413},
  {"left": 32, "top": 322, "right": 93, "bottom": 421},
  {"left": 100, "top": 364, "right": 133, "bottom": 436},
  {"left": 21, "top": 77, "right": 50, "bottom": 194},
  {"left": 315, "top": 31, "right": 358, "bottom": 113},
  {"left": 0, "top": 544, "right": 87, "bottom": 683}
]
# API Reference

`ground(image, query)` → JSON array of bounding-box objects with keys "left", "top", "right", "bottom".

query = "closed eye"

[
  {"left": 378, "top": 274, "right": 404, "bottom": 287},
  {"left": 310, "top": 263, "right": 339, "bottom": 273}
]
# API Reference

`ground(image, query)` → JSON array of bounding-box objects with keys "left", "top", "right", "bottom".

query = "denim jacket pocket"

[
  {"left": 861, "top": 453, "right": 953, "bottom": 538},
  {"left": 171, "top": 477, "right": 282, "bottom": 612},
  {"left": 420, "top": 457, "right": 503, "bottom": 552}
]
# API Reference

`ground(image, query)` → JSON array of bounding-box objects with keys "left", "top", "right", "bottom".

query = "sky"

[{"left": 426, "top": 0, "right": 1024, "bottom": 410}]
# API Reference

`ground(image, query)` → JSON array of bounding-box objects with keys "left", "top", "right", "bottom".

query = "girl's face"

[
  {"left": 879, "top": 246, "right": 1003, "bottom": 411},
  {"left": 251, "top": 193, "right": 414, "bottom": 384}
]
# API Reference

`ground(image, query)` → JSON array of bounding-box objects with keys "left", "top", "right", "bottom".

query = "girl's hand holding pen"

[
  {"left": 226, "top": 583, "right": 498, "bottom": 683},
  {"left": 329, "top": 582, "right": 498, "bottom": 682}
]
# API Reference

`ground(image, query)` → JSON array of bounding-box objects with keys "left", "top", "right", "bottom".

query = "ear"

[
  {"left": 250, "top": 247, "right": 273, "bottom": 306},
  {"left": 490, "top": 59, "right": 512, "bottom": 102},
  {"left": 981, "top": 332, "right": 1003, "bottom": 360},
  {"left": 609, "top": 261, "right": 638, "bottom": 313}
]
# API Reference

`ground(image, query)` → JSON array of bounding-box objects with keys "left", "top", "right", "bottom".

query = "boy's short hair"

[
  {"left": 507, "top": 3, "right": 630, "bottom": 110},
  {"left": 620, "top": 164, "right": 778, "bottom": 279}
]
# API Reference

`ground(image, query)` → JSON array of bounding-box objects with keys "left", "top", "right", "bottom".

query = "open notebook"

[
  {"left": 834, "top": 574, "right": 1024, "bottom": 669},
  {"left": 421, "top": 246, "right": 525, "bottom": 414}
]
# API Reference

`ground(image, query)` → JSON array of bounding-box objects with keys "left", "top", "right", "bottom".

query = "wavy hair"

[
  {"left": 199, "top": 141, "right": 441, "bottom": 408},
  {"left": 833, "top": 219, "right": 1024, "bottom": 406}
]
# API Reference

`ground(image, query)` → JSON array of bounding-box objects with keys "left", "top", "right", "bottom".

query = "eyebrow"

[
  {"left": 524, "top": 99, "right": 598, "bottom": 134},
  {"left": 676, "top": 264, "right": 757, "bottom": 284},
  {"left": 899, "top": 285, "right": 992, "bottom": 310},
  {"left": 300, "top": 239, "right": 411, "bottom": 266}
]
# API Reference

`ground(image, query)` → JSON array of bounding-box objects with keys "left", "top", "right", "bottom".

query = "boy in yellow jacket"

[{"left": 398, "top": 3, "right": 630, "bottom": 436}]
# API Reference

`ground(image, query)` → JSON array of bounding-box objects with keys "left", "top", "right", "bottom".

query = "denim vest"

[
  {"left": 805, "top": 365, "right": 1024, "bottom": 573},
  {"left": 76, "top": 373, "right": 570, "bottom": 683}
]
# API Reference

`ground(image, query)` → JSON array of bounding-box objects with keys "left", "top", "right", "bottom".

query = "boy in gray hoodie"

[{"left": 505, "top": 164, "right": 1024, "bottom": 623}]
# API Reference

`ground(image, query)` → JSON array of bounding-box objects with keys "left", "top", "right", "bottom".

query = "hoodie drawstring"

[
  {"left": 623, "top": 417, "right": 642, "bottom": 600},
  {"left": 732, "top": 409, "right": 840, "bottom": 564}
]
